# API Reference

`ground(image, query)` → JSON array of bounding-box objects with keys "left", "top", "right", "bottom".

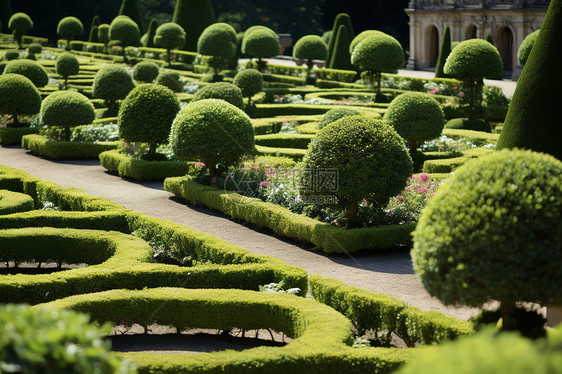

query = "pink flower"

[
  {"left": 458, "top": 92, "right": 465, "bottom": 97},
  {"left": 195, "top": 162, "right": 205, "bottom": 167},
  {"left": 417, "top": 187, "right": 428, "bottom": 194},
  {"left": 259, "top": 181, "right": 270, "bottom": 188},
  {"left": 211, "top": 177, "right": 216, "bottom": 183},
  {"left": 430, "top": 90, "right": 436, "bottom": 94},
  {"left": 396, "top": 195, "right": 405, "bottom": 200},
  {"left": 420, "top": 173, "right": 429, "bottom": 181}
]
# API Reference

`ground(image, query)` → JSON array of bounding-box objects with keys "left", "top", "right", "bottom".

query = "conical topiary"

[
  {"left": 326, "top": 13, "right": 354, "bottom": 68},
  {"left": 118, "top": 0, "right": 144, "bottom": 34},
  {"left": 88, "top": 15, "right": 100, "bottom": 42},
  {"left": 0, "top": 0, "right": 12, "bottom": 34},
  {"left": 141, "top": 18, "right": 158, "bottom": 47},
  {"left": 329, "top": 24, "right": 354, "bottom": 71},
  {"left": 172, "top": 0, "right": 215, "bottom": 52},
  {"left": 496, "top": 0, "right": 562, "bottom": 160},
  {"left": 435, "top": 26, "right": 451, "bottom": 78}
]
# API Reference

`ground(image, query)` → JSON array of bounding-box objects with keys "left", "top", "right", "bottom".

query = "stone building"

[{"left": 405, "top": 0, "right": 549, "bottom": 79}]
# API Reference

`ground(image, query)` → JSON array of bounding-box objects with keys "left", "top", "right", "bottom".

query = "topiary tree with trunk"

[
  {"left": 109, "top": 16, "right": 140, "bottom": 64},
  {"left": 8, "top": 12, "right": 33, "bottom": 49},
  {"left": 329, "top": 24, "right": 354, "bottom": 71},
  {"left": 0, "top": 73, "right": 41, "bottom": 127},
  {"left": 173, "top": 0, "right": 215, "bottom": 52},
  {"left": 326, "top": 13, "right": 354, "bottom": 68},
  {"left": 233, "top": 68, "right": 262, "bottom": 110},
  {"left": 141, "top": 18, "right": 158, "bottom": 48},
  {"left": 293, "top": 35, "right": 327, "bottom": 80},
  {"left": 97, "top": 24, "right": 110, "bottom": 53},
  {"left": 57, "top": 16, "right": 84, "bottom": 51},
  {"left": 498, "top": 0, "right": 561, "bottom": 159},
  {"left": 434, "top": 26, "right": 451, "bottom": 78},
  {"left": 92, "top": 64, "right": 135, "bottom": 110},
  {"left": 56, "top": 53, "right": 79, "bottom": 89},
  {"left": 41, "top": 91, "right": 95, "bottom": 141},
  {"left": 154, "top": 22, "right": 186, "bottom": 66},
  {"left": 197, "top": 23, "right": 237, "bottom": 79},
  {"left": 88, "top": 15, "right": 100, "bottom": 42},
  {"left": 241, "top": 27, "right": 279, "bottom": 72},
  {"left": 118, "top": 0, "right": 144, "bottom": 34}
]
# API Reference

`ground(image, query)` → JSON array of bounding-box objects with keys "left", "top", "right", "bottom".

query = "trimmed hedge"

[
  {"left": 254, "top": 134, "right": 315, "bottom": 149},
  {"left": 0, "top": 189, "right": 34, "bottom": 214},
  {"left": 254, "top": 104, "right": 382, "bottom": 118},
  {"left": 310, "top": 275, "right": 473, "bottom": 347},
  {"left": 0, "top": 126, "right": 39, "bottom": 145},
  {"left": 422, "top": 147, "right": 493, "bottom": 174},
  {"left": 164, "top": 177, "right": 415, "bottom": 253},
  {"left": 21, "top": 134, "right": 119, "bottom": 159},
  {"left": 40, "top": 287, "right": 416, "bottom": 374},
  {"left": 99, "top": 150, "right": 196, "bottom": 181},
  {"left": 255, "top": 145, "right": 306, "bottom": 161}
]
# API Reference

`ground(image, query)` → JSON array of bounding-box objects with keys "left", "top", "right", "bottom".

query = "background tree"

[
  {"left": 173, "top": 0, "right": 215, "bottom": 52},
  {"left": 434, "top": 26, "right": 451, "bottom": 78},
  {"left": 293, "top": 35, "right": 328, "bottom": 79},
  {"left": 326, "top": 13, "right": 354, "bottom": 68},
  {"left": 0, "top": 73, "right": 41, "bottom": 126},
  {"left": 241, "top": 26, "right": 279, "bottom": 72},
  {"left": 140, "top": 18, "right": 158, "bottom": 47},
  {"left": 197, "top": 22, "right": 237, "bottom": 79},
  {"left": 56, "top": 53, "right": 79, "bottom": 89},
  {"left": 57, "top": 16, "right": 84, "bottom": 51},
  {"left": 109, "top": 15, "right": 140, "bottom": 64},
  {"left": 88, "top": 15, "right": 100, "bottom": 42},
  {"left": 118, "top": 0, "right": 144, "bottom": 33},
  {"left": 0, "top": 0, "right": 12, "bottom": 34},
  {"left": 154, "top": 22, "right": 186, "bottom": 66},
  {"left": 41, "top": 91, "right": 95, "bottom": 141},
  {"left": 8, "top": 12, "right": 33, "bottom": 49}
]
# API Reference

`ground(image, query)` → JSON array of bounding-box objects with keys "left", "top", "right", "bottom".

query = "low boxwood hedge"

[
  {"left": 164, "top": 177, "right": 416, "bottom": 253},
  {"left": 422, "top": 148, "right": 493, "bottom": 174},
  {"left": 255, "top": 145, "right": 307, "bottom": 161},
  {"left": 0, "top": 126, "right": 39, "bottom": 145},
  {"left": 254, "top": 104, "right": 384, "bottom": 118},
  {"left": 21, "top": 134, "right": 119, "bottom": 159},
  {"left": 99, "top": 150, "right": 196, "bottom": 181},
  {"left": 254, "top": 134, "right": 315, "bottom": 149},
  {"left": 0, "top": 189, "right": 34, "bottom": 214}
]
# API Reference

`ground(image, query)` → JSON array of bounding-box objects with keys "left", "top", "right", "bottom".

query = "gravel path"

[{"left": 0, "top": 146, "right": 477, "bottom": 320}]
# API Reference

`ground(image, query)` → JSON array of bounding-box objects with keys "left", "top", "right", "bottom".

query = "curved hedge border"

[
  {"left": 255, "top": 145, "right": 307, "bottom": 161},
  {"left": 0, "top": 127, "right": 39, "bottom": 145},
  {"left": 422, "top": 148, "right": 493, "bottom": 174},
  {"left": 0, "top": 189, "right": 34, "bottom": 214},
  {"left": 22, "top": 134, "right": 119, "bottom": 159},
  {"left": 163, "top": 177, "right": 415, "bottom": 254},
  {"left": 39, "top": 288, "right": 416, "bottom": 374},
  {"left": 255, "top": 104, "right": 385, "bottom": 118},
  {"left": 254, "top": 134, "right": 315, "bottom": 149},
  {"left": 99, "top": 150, "right": 197, "bottom": 181}
]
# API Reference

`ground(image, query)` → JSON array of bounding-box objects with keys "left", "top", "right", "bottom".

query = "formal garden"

[{"left": 0, "top": 0, "right": 560, "bottom": 372}]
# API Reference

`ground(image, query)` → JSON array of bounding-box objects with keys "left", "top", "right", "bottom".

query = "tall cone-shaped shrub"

[
  {"left": 118, "top": 0, "right": 144, "bottom": 33},
  {"left": 88, "top": 15, "right": 100, "bottom": 42},
  {"left": 497, "top": 0, "right": 562, "bottom": 160},
  {"left": 435, "top": 27, "right": 451, "bottom": 78},
  {"left": 326, "top": 13, "right": 354, "bottom": 68},
  {"left": 329, "top": 24, "right": 354, "bottom": 70},
  {"left": 172, "top": 0, "right": 215, "bottom": 52},
  {"left": 1, "top": 0, "right": 12, "bottom": 34},
  {"left": 141, "top": 18, "right": 158, "bottom": 47}
]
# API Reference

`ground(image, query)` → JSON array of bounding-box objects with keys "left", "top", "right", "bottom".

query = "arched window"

[
  {"left": 428, "top": 25, "right": 439, "bottom": 67},
  {"left": 497, "top": 26, "right": 514, "bottom": 71},
  {"left": 465, "top": 24, "right": 477, "bottom": 39}
]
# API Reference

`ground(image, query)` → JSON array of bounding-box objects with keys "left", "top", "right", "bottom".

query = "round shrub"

[
  {"left": 412, "top": 149, "right": 562, "bottom": 308},
  {"left": 56, "top": 53, "right": 79, "bottom": 88},
  {"left": 92, "top": 64, "right": 135, "bottom": 105},
  {"left": 197, "top": 23, "right": 237, "bottom": 76},
  {"left": 154, "top": 22, "right": 186, "bottom": 53},
  {"left": 133, "top": 61, "right": 159, "bottom": 83},
  {"left": 0, "top": 304, "right": 135, "bottom": 373},
  {"left": 518, "top": 29, "right": 539, "bottom": 65},
  {"left": 349, "top": 30, "right": 384, "bottom": 54},
  {"left": 383, "top": 92, "right": 445, "bottom": 151},
  {"left": 293, "top": 35, "right": 328, "bottom": 64},
  {"left": 27, "top": 43, "right": 42, "bottom": 55},
  {"left": 41, "top": 90, "right": 95, "bottom": 141},
  {"left": 444, "top": 39, "right": 503, "bottom": 81},
  {"left": 119, "top": 83, "right": 180, "bottom": 153},
  {"left": 57, "top": 16, "right": 84, "bottom": 44},
  {"left": 169, "top": 98, "right": 255, "bottom": 177},
  {"left": 244, "top": 25, "right": 278, "bottom": 39},
  {"left": 242, "top": 28, "right": 280, "bottom": 60},
  {"left": 4, "top": 50, "right": 20, "bottom": 60},
  {"left": 3, "top": 59, "right": 49, "bottom": 87},
  {"left": 192, "top": 82, "right": 244, "bottom": 109},
  {"left": 317, "top": 108, "right": 360, "bottom": 129},
  {"left": 109, "top": 16, "right": 140, "bottom": 46},
  {"left": 233, "top": 68, "right": 263, "bottom": 101},
  {"left": 155, "top": 70, "right": 183, "bottom": 92},
  {"left": 299, "top": 115, "right": 412, "bottom": 225},
  {"left": 0, "top": 74, "right": 41, "bottom": 124},
  {"left": 8, "top": 12, "right": 33, "bottom": 49}
]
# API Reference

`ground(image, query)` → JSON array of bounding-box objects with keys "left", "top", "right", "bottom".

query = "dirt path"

[{"left": 0, "top": 146, "right": 477, "bottom": 319}]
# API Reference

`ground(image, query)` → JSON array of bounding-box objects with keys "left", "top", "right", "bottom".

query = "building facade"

[{"left": 405, "top": 0, "right": 549, "bottom": 79}]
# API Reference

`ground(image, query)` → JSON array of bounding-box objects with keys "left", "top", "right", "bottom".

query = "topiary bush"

[
  {"left": 4, "top": 50, "right": 19, "bottom": 61},
  {"left": 383, "top": 92, "right": 445, "bottom": 151},
  {"left": 3, "top": 59, "right": 49, "bottom": 87},
  {"left": 328, "top": 24, "right": 354, "bottom": 71},
  {"left": 435, "top": 26, "right": 451, "bottom": 78},
  {"left": 119, "top": 83, "right": 180, "bottom": 156},
  {"left": 98, "top": 23, "right": 110, "bottom": 52},
  {"left": 155, "top": 70, "right": 183, "bottom": 92},
  {"left": 349, "top": 30, "right": 384, "bottom": 55},
  {"left": 326, "top": 13, "right": 355, "bottom": 68},
  {"left": 154, "top": 22, "right": 186, "bottom": 66},
  {"left": 92, "top": 64, "right": 135, "bottom": 109},
  {"left": 133, "top": 60, "right": 159, "bottom": 83},
  {"left": 412, "top": 149, "right": 562, "bottom": 333},
  {"left": 0, "top": 73, "right": 41, "bottom": 126},
  {"left": 172, "top": 0, "right": 215, "bottom": 52},
  {"left": 8, "top": 12, "right": 33, "bottom": 49},
  {"left": 118, "top": 0, "right": 145, "bottom": 34},
  {"left": 41, "top": 90, "right": 95, "bottom": 141},
  {"left": 192, "top": 82, "right": 244, "bottom": 109},
  {"left": 299, "top": 115, "right": 412, "bottom": 226},
  {"left": 293, "top": 35, "right": 328, "bottom": 79},
  {"left": 169, "top": 98, "right": 255, "bottom": 177},
  {"left": 242, "top": 27, "right": 280, "bottom": 71},
  {"left": 444, "top": 39, "right": 503, "bottom": 118},
  {"left": 57, "top": 16, "right": 84, "bottom": 50},
  {"left": 518, "top": 29, "right": 539, "bottom": 65},
  {"left": 351, "top": 32, "right": 404, "bottom": 94},
  {"left": 444, "top": 117, "right": 491, "bottom": 133},
  {"left": 109, "top": 16, "right": 140, "bottom": 63},
  {"left": 141, "top": 18, "right": 158, "bottom": 47},
  {"left": 317, "top": 107, "right": 360, "bottom": 129},
  {"left": 0, "top": 304, "right": 135, "bottom": 373},
  {"left": 233, "top": 68, "right": 263, "bottom": 105},
  {"left": 56, "top": 53, "right": 79, "bottom": 89},
  {"left": 25, "top": 43, "right": 42, "bottom": 60},
  {"left": 197, "top": 22, "right": 237, "bottom": 78}
]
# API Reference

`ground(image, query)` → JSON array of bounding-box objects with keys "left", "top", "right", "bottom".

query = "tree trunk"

[
  {"left": 408, "top": 139, "right": 419, "bottom": 153},
  {"left": 207, "top": 162, "right": 217, "bottom": 178},
  {"left": 499, "top": 302, "right": 517, "bottom": 331},
  {"left": 347, "top": 200, "right": 360, "bottom": 228},
  {"left": 12, "top": 114, "right": 18, "bottom": 126},
  {"left": 307, "top": 59, "right": 313, "bottom": 78},
  {"left": 64, "top": 127, "right": 71, "bottom": 142},
  {"left": 167, "top": 49, "right": 172, "bottom": 67},
  {"left": 376, "top": 72, "right": 382, "bottom": 95},
  {"left": 64, "top": 77, "right": 68, "bottom": 90},
  {"left": 122, "top": 43, "right": 129, "bottom": 64},
  {"left": 148, "top": 143, "right": 156, "bottom": 155}
]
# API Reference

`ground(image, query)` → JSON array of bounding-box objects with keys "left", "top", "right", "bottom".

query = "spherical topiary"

[
  {"left": 192, "top": 82, "right": 244, "bottom": 109},
  {"left": 517, "top": 29, "right": 539, "bottom": 65},
  {"left": 299, "top": 115, "right": 412, "bottom": 225},
  {"left": 233, "top": 68, "right": 263, "bottom": 101},
  {"left": 92, "top": 64, "right": 135, "bottom": 106},
  {"left": 293, "top": 35, "right": 328, "bottom": 64},
  {"left": 244, "top": 25, "right": 277, "bottom": 39},
  {"left": 169, "top": 98, "right": 255, "bottom": 177},
  {"left": 242, "top": 28, "right": 280, "bottom": 60},
  {"left": 197, "top": 23, "right": 237, "bottom": 76},
  {"left": 41, "top": 90, "right": 95, "bottom": 141},
  {"left": 56, "top": 53, "right": 79, "bottom": 88},
  {"left": 155, "top": 70, "right": 183, "bottom": 92},
  {"left": 317, "top": 108, "right": 360, "bottom": 129},
  {"left": 4, "top": 50, "right": 20, "bottom": 60},
  {"left": 27, "top": 43, "right": 42, "bottom": 55},
  {"left": 8, "top": 12, "right": 33, "bottom": 49},
  {"left": 57, "top": 16, "right": 84, "bottom": 47},
  {"left": 412, "top": 149, "right": 562, "bottom": 308},
  {"left": 383, "top": 92, "right": 445, "bottom": 151},
  {"left": 154, "top": 22, "right": 186, "bottom": 66},
  {"left": 444, "top": 39, "right": 503, "bottom": 81},
  {"left": 0, "top": 74, "right": 41, "bottom": 124},
  {"left": 133, "top": 61, "right": 159, "bottom": 83},
  {"left": 349, "top": 30, "right": 384, "bottom": 54},
  {"left": 97, "top": 24, "right": 110, "bottom": 44},
  {"left": 3, "top": 59, "right": 49, "bottom": 87},
  {"left": 118, "top": 83, "right": 180, "bottom": 153},
  {"left": 109, "top": 16, "right": 140, "bottom": 46}
]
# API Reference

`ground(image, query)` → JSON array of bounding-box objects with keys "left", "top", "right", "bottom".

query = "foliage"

[
  {"left": 0, "top": 74, "right": 41, "bottom": 123},
  {"left": 56, "top": 53, "right": 79, "bottom": 88},
  {"left": 192, "top": 82, "right": 244, "bottom": 109},
  {"left": 259, "top": 281, "right": 300, "bottom": 295},
  {"left": 518, "top": 29, "right": 539, "bottom": 65},
  {"left": 8, "top": 12, "right": 33, "bottom": 48},
  {"left": 132, "top": 61, "right": 159, "bottom": 83},
  {"left": 169, "top": 98, "right": 255, "bottom": 177},
  {"left": 383, "top": 92, "right": 445, "bottom": 151},
  {"left": 293, "top": 35, "right": 328, "bottom": 62},
  {"left": 317, "top": 107, "right": 360, "bottom": 129},
  {"left": 326, "top": 13, "right": 354, "bottom": 67},
  {"left": 118, "top": 0, "right": 145, "bottom": 33},
  {"left": 97, "top": 23, "right": 110, "bottom": 44},
  {"left": 242, "top": 27, "right": 280, "bottom": 62},
  {"left": 41, "top": 91, "right": 95, "bottom": 141},
  {"left": 3, "top": 59, "right": 49, "bottom": 88},
  {"left": 57, "top": 16, "right": 84, "bottom": 45},
  {"left": 233, "top": 68, "right": 263, "bottom": 101},
  {"left": 109, "top": 15, "right": 140, "bottom": 47},
  {"left": 88, "top": 15, "right": 100, "bottom": 42},
  {"left": 172, "top": 0, "right": 215, "bottom": 52},
  {"left": 140, "top": 18, "right": 158, "bottom": 48},
  {"left": 197, "top": 22, "right": 237, "bottom": 75},
  {"left": 154, "top": 22, "right": 186, "bottom": 65},
  {"left": 155, "top": 70, "right": 183, "bottom": 92},
  {"left": 26, "top": 43, "right": 42, "bottom": 56},
  {"left": 349, "top": 30, "right": 384, "bottom": 55},
  {"left": 92, "top": 64, "right": 135, "bottom": 106},
  {"left": 3, "top": 50, "right": 19, "bottom": 60},
  {"left": 0, "top": 304, "right": 135, "bottom": 373},
  {"left": 412, "top": 149, "right": 562, "bottom": 309},
  {"left": 329, "top": 24, "right": 354, "bottom": 71},
  {"left": 435, "top": 26, "right": 451, "bottom": 78}
]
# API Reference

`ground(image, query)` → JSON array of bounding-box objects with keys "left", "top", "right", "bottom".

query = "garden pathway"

[{"left": 0, "top": 145, "right": 478, "bottom": 320}]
